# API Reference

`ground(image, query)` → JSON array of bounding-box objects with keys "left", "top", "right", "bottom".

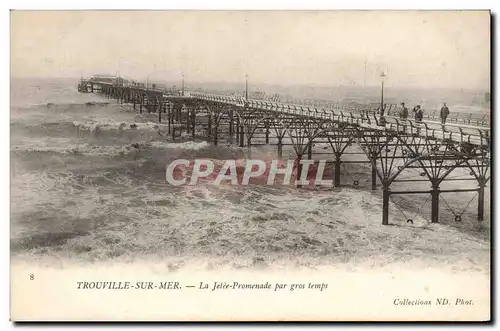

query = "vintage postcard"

[{"left": 10, "top": 10, "right": 491, "bottom": 321}]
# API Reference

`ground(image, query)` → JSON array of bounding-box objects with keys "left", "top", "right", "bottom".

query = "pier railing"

[{"left": 190, "top": 91, "right": 490, "bottom": 147}]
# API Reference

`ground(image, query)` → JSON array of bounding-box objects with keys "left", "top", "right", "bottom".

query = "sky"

[{"left": 10, "top": 10, "right": 490, "bottom": 90}]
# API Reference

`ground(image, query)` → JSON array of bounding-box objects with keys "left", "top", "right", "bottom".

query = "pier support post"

[
  {"left": 171, "top": 105, "right": 177, "bottom": 140},
  {"left": 186, "top": 108, "right": 191, "bottom": 134},
  {"left": 229, "top": 110, "right": 234, "bottom": 140},
  {"left": 334, "top": 155, "right": 341, "bottom": 187},
  {"left": 277, "top": 138, "right": 283, "bottom": 159},
  {"left": 382, "top": 187, "right": 390, "bottom": 225},
  {"left": 239, "top": 125, "right": 245, "bottom": 147},
  {"left": 207, "top": 112, "right": 212, "bottom": 138},
  {"left": 167, "top": 103, "right": 171, "bottom": 134},
  {"left": 478, "top": 181, "right": 485, "bottom": 222},
  {"left": 371, "top": 153, "right": 377, "bottom": 190},
  {"left": 191, "top": 108, "right": 196, "bottom": 140},
  {"left": 431, "top": 181, "right": 440, "bottom": 223},
  {"left": 235, "top": 118, "right": 240, "bottom": 142},
  {"left": 247, "top": 138, "right": 252, "bottom": 158},
  {"left": 169, "top": 104, "right": 174, "bottom": 121},
  {"left": 296, "top": 156, "right": 303, "bottom": 188},
  {"left": 214, "top": 124, "right": 219, "bottom": 146},
  {"left": 265, "top": 123, "right": 270, "bottom": 144},
  {"left": 177, "top": 107, "right": 182, "bottom": 122}
]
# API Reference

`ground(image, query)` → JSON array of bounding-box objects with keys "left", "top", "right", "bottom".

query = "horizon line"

[{"left": 10, "top": 75, "right": 490, "bottom": 93}]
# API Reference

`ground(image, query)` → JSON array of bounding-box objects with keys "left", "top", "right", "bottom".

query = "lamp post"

[
  {"left": 181, "top": 73, "right": 185, "bottom": 96},
  {"left": 245, "top": 74, "right": 249, "bottom": 100},
  {"left": 379, "top": 71, "right": 386, "bottom": 125}
]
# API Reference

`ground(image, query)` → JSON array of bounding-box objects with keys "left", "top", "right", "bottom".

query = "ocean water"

[{"left": 10, "top": 78, "right": 489, "bottom": 271}]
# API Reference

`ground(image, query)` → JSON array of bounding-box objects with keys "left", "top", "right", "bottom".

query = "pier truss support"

[
  {"left": 82, "top": 81, "right": 491, "bottom": 226},
  {"left": 457, "top": 138, "right": 490, "bottom": 223},
  {"left": 130, "top": 90, "right": 140, "bottom": 111},
  {"left": 270, "top": 114, "right": 295, "bottom": 158},
  {"left": 117, "top": 87, "right": 125, "bottom": 104},
  {"left": 356, "top": 120, "right": 491, "bottom": 225},
  {"left": 318, "top": 121, "right": 357, "bottom": 187},
  {"left": 155, "top": 95, "right": 164, "bottom": 123},
  {"left": 236, "top": 106, "right": 272, "bottom": 156},
  {"left": 186, "top": 103, "right": 198, "bottom": 140},
  {"left": 204, "top": 103, "right": 233, "bottom": 146},
  {"left": 166, "top": 102, "right": 173, "bottom": 134},
  {"left": 137, "top": 92, "right": 146, "bottom": 113},
  {"left": 192, "top": 104, "right": 210, "bottom": 139},
  {"left": 358, "top": 130, "right": 400, "bottom": 225},
  {"left": 286, "top": 116, "right": 326, "bottom": 187}
]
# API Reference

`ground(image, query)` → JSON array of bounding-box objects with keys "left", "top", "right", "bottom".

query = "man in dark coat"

[
  {"left": 413, "top": 105, "right": 423, "bottom": 122},
  {"left": 399, "top": 102, "right": 408, "bottom": 120},
  {"left": 416, "top": 107, "right": 424, "bottom": 122},
  {"left": 440, "top": 102, "right": 450, "bottom": 124}
]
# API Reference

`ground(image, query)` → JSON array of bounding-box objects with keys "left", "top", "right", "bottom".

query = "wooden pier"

[{"left": 78, "top": 77, "right": 491, "bottom": 225}]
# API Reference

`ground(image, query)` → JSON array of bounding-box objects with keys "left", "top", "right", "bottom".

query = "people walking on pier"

[
  {"left": 412, "top": 105, "right": 418, "bottom": 119},
  {"left": 399, "top": 102, "right": 408, "bottom": 120},
  {"left": 413, "top": 105, "right": 423, "bottom": 122},
  {"left": 440, "top": 102, "right": 450, "bottom": 124}
]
